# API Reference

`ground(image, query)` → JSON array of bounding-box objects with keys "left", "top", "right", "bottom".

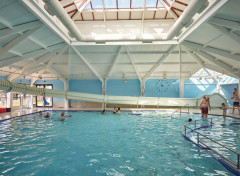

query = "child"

[{"left": 222, "top": 103, "right": 227, "bottom": 120}]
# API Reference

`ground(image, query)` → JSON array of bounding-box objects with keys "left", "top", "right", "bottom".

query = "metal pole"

[
  {"left": 180, "top": 107, "right": 181, "bottom": 117},
  {"left": 188, "top": 104, "right": 189, "bottom": 114},
  {"left": 197, "top": 133, "right": 199, "bottom": 144},
  {"left": 238, "top": 154, "right": 239, "bottom": 169}
]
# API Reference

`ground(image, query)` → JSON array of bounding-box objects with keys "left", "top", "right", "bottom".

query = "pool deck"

[{"left": 0, "top": 107, "right": 240, "bottom": 121}]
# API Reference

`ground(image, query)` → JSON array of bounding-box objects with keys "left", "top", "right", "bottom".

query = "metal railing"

[
  {"left": 171, "top": 104, "right": 189, "bottom": 118},
  {"left": 184, "top": 119, "right": 240, "bottom": 170}
]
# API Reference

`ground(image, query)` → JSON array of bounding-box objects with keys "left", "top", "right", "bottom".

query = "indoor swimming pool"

[{"left": 0, "top": 111, "right": 238, "bottom": 176}]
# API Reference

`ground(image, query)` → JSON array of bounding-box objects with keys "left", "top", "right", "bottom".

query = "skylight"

[
  {"left": 118, "top": 0, "right": 130, "bottom": 8},
  {"left": 104, "top": 0, "right": 117, "bottom": 8},
  {"left": 131, "top": 0, "right": 145, "bottom": 8},
  {"left": 91, "top": 0, "right": 102, "bottom": 9}
]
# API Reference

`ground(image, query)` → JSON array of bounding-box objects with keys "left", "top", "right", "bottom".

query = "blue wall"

[
  {"left": 106, "top": 79, "right": 140, "bottom": 96},
  {"left": 221, "top": 84, "right": 238, "bottom": 105},
  {"left": 0, "top": 76, "right": 7, "bottom": 80},
  {"left": 184, "top": 78, "right": 217, "bottom": 98},
  {"left": 68, "top": 79, "right": 102, "bottom": 102},
  {"left": 145, "top": 79, "right": 179, "bottom": 97}
]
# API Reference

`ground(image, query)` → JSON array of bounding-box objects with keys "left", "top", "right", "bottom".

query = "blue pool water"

[{"left": 0, "top": 111, "right": 236, "bottom": 176}]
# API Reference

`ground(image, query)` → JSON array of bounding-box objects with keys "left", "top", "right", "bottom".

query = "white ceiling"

[{"left": 0, "top": 0, "right": 239, "bottom": 83}]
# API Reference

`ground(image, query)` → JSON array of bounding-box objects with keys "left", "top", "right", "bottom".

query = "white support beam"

[
  {"left": 71, "top": 40, "right": 179, "bottom": 46},
  {"left": 125, "top": 46, "right": 141, "bottom": 80},
  {"left": 208, "top": 17, "right": 240, "bottom": 31},
  {"left": 105, "top": 46, "right": 122, "bottom": 79},
  {"left": 143, "top": 45, "right": 177, "bottom": 81},
  {"left": 0, "top": 42, "right": 66, "bottom": 68},
  {"left": 47, "top": 66, "right": 66, "bottom": 81},
  {"left": 158, "top": 0, "right": 178, "bottom": 20},
  {"left": 184, "top": 47, "right": 217, "bottom": 81},
  {"left": 72, "top": 0, "right": 91, "bottom": 21},
  {"left": 141, "top": 0, "right": 146, "bottom": 37},
  {"left": 28, "top": 65, "right": 46, "bottom": 75},
  {"left": 0, "top": 16, "right": 13, "bottom": 29},
  {"left": 28, "top": 36, "right": 48, "bottom": 50},
  {"left": 0, "top": 27, "right": 41, "bottom": 56},
  {"left": 71, "top": 46, "right": 103, "bottom": 82},
  {"left": 102, "top": 0, "right": 106, "bottom": 22},
  {"left": 209, "top": 24, "right": 240, "bottom": 45},
  {"left": 178, "top": 0, "right": 228, "bottom": 42},
  {"left": 0, "top": 20, "right": 43, "bottom": 39},
  {"left": 7, "top": 46, "right": 67, "bottom": 81},
  {"left": 184, "top": 46, "right": 240, "bottom": 78},
  {"left": 20, "top": 0, "right": 71, "bottom": 44},
  {"left": 182, "top": 41, "right": 240, "bottom": 62},
  {"left": 7, "top": 52, "right": 54, "bottom": 81}
]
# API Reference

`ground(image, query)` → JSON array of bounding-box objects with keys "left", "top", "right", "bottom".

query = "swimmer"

[
  {"left": 113, "top": 107, "right": 117, "bottom": 114},
  {"left": 44, "top": 112, "right": 50, "bottom": 118},
  {"left": 102, "top": 109, "right": 106, "bottom": 114},
  {"left": 188, "top": 118, "right": 192, "bottom": 122},
  {"left": 39, "top": 111, "right": 42, "bottom": 116},
  {"left": 60, "top": 112, "right": 65, "bottom": 121},
  {"left": 117, "top": 107, "right": 121, "bottom": 114}
]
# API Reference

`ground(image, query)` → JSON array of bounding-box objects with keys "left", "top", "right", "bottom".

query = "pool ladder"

[
  {"left": 171, "top": 104, "right": 189, "bottom": 118},
  {"left": 184, "top": 119, "right": 240, "bottom": 171}
]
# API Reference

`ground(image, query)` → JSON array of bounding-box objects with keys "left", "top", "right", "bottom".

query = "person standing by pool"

[
  {"left": 200, "top": 96, "right": 211, "bottom": 118},
  {"left": 231, "top": 88, "right": 240, "bottom": 114},
  {"left": 221, "top": 103, "right": 227, "bottom": 120}
]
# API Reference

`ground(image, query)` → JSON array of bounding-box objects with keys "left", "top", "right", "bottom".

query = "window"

[
  {"left": 36, "top": 84, "right": 53, "bottom": 107},
  {"left": 0, "top": 92, "right": 7, "bottom": 108}
]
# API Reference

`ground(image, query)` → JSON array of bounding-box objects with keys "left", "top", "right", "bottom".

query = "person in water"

[
  {"left": 188, "top": 118, "right": 192, "bottom": 122},
  {"left": 102, "top": 109, "right": 106, "bottom": 114},
  {"left": 39, "top": 111, "right": 42, "bottom": 116},
  {"left": 113, "top": 107, "right": 117, "bottom": 114},
  {"left": 117, "top": 107, "right": 121, "bottom": 114},
  {"left": 44, "top": 112, "right": 50, "bottom": 118}
]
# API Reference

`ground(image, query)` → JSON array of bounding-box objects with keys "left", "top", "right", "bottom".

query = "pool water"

[
  {"left": 189, "top": 116, "right": 240, "bottom": 167},
  {"left": 0, "top": 111, "right": 235, "bottom": 176}
]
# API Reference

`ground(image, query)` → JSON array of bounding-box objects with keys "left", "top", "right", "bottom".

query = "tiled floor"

[{"left": 0, "top": 107, "right": 239, "bottom": 121}]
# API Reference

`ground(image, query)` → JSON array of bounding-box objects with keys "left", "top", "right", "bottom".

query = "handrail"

[
  {"left": 171, "top": 104, "right": 189, "bottom": 118},
  {"left": 184, "top": 119, "right": 240, "bottom": 169}
]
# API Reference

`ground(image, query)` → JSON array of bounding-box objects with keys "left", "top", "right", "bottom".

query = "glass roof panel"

[
  {"left": 118, "top": 0, "right": 130, "bottom": 8},
  {"left": 131, "top": 0, "right": 145, "bottom": 8},
  {"left": 75, "top": 0, "right": 91, "bottom": 9},
  {"left": 91, "top": 0, "right": 103, "bottom": 9},
  {"left": 166, "top": 0, "right": 173, "bottom": 5},
  {"left": 104, "top": 0, "right": 117, "bottom": 8},
  {"left": 84, "top": 3, "right": 91, "bottom": 9},
  {"left": 146, "top": 0, "right": 157, "bottom": 8},
  {"left": 157, "top": 1, "right": 164, "bottom": 8}
]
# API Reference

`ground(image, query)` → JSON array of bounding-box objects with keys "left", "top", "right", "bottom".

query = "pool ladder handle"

[
  {"left": 184, "top": 119, "right": 240, "bottom": 170},
  {"left": 171, "top": 104, "right": 189, "bottom": 118}
]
